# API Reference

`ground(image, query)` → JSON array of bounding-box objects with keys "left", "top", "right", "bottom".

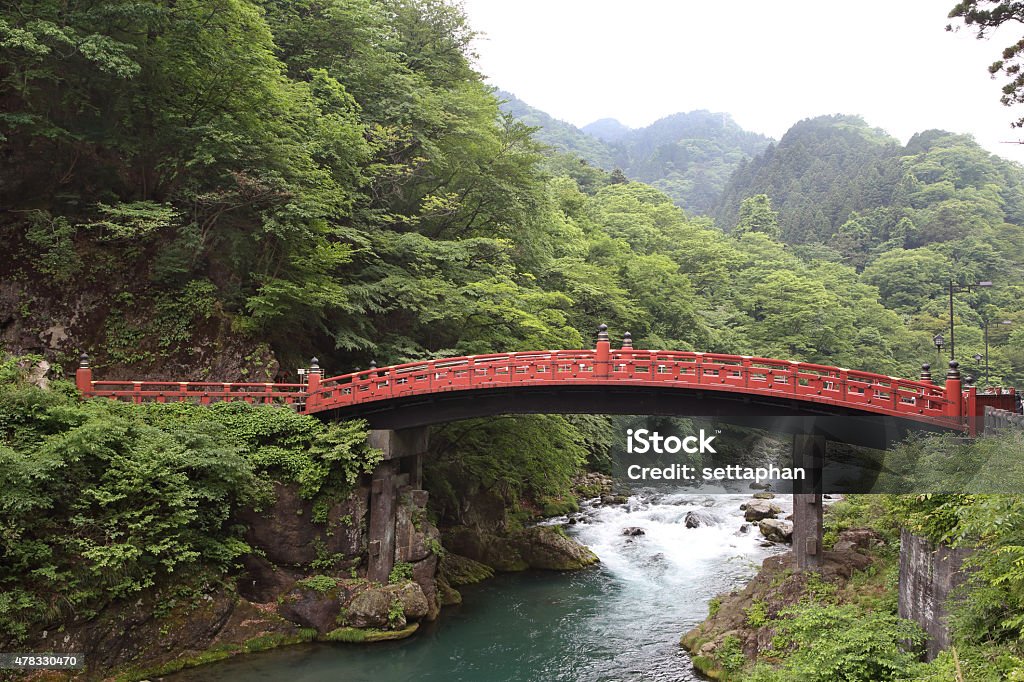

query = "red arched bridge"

[
  {"left": 76, "top": 327, "right": 1010, "bottom": 444},
  {"left": 73, "top": 326, "right": 1016, "bottom": 577}
]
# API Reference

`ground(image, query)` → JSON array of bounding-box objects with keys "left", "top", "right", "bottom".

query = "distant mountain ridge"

[
  {"left": 581, "top": 118, "right": 632, "bottom": 142},
  {"left": 497, "top": 91, "right": 772, "bottom": 214},
  {"left": 713, "top": 114, "right": 1024, "bottom": 253}
]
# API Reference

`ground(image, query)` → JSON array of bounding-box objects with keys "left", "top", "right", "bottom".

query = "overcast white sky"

[{"left": 460, "top": 0, "right": 1024, "bottom": 164}]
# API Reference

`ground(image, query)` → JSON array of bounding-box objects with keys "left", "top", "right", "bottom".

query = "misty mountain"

[
  {"left": 497, "top": 91, "right": 772, "bottom": 215},
  {"left": 581, "top": 118, "right": 632, "bottom": 142}
]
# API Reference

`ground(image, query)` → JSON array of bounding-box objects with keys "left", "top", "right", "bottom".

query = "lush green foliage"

[
  {"left": 746, "top": 603, "right": 925, "bottom": 682},
  {"left": 424, "top": 414, "right": 599, "bottom": 522},
  {"left": 0, "top": 357, "right": 375, "bottom": 644}
]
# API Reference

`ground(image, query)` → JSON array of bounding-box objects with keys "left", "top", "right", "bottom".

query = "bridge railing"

[
  {"left": 83, "top": 379, "right": 308, "bottom": 407},
  {"left": 307, "top": 348, "right": 956, "bottom": 423},
  {"left": 74, "top": 339, "right": 973, "bottom": 427}
]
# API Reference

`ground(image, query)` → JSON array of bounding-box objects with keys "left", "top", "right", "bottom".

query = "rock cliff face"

[{"left": 28, "top": 480, "right": 444, "bottom": 681}]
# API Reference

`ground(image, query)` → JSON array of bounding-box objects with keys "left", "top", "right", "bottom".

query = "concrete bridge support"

[
  {"left": 792, "top": 433, "right": 825, "bottom": 570},
  {"left": 366, "top": 427, "right": 429, "bottom": 583}
]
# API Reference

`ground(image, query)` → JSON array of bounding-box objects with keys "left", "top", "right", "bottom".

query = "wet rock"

[
  {"left": 752, "top": 492, "right": 775, "bottom": 500},
  {"left": 622, "top": 526, "right": 646, "bottom": 536},
  {"left": 346, "top": 587, "right": 395, "bottom": 629},
  {"left": 391, "top": 582, "right": 429, "bottom": 620},
  {"left": 735, "top": 524, "right": 750, "bottom": 535},
  {"left": 411, "top": 554, "right": 440, "bottom": 621},
  {"left": 600, "top": 494, "right": 629, "bottom": 506},
  {"left": 685, "top": 510, "right": 718, "bottom": 528},
  {"left": 436, "top": 574, "right": 462, "bottom": 606},
  {"left": 750, "top": 482, "right": 771, "bottom": 490},
  {"left": 512, "top": 526, "right": 599, "bottom": 570},
  {"left": 759, "top": 541, "right": 775, "bottom": 548},
  {"left": 574, "top": 471, "right": 614, "bottom": 499},
  {"left": 442, "top": 527, "right": 528, "bottom": 572},
  {"left": 759, "top": 519, "right": 793, "bottom": 543},
  {"left": 440, "top": 552, "right": 495, "bottom": 585},
  {"left": 278, "top": 585, "right": 343, "bottom": 633},
  {"left": 743, "top": 500, "right": 781, "bottom": 522}
]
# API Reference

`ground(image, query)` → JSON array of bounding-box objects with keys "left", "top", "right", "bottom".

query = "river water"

[{"left": 166, "top": 490, "right": 788, "bottom": 682}]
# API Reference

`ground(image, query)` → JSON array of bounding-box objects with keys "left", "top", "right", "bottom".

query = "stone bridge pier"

[
  {"left": 791, "top": 433, "right": 825, "bottom": 570},
  {"left": 366, "top": 427, "right": 430, "bottom": 583}
]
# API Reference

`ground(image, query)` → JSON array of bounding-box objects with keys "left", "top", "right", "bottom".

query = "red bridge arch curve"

[{"left": 75, "top": 328, "right": 1014, "bottom": 446}]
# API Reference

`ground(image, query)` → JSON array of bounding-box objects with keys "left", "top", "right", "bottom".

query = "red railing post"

[
  {"left": 617, "top": 331, "right": 633, "bottom": 374},
  {"left": 595, "top": 324, "right": 610, "bottom": 378},
  {"left": 965, "top": 384, "right": 978, "bottom": 435},
  {"left": 305, "top": 356, "right": 322, "bottom": 412},
  {"left": 76, "top": 352, "right": 93, "bottom": 396},
  {"left": 944, "top": 360, "right": 963, "bottom": 419}
]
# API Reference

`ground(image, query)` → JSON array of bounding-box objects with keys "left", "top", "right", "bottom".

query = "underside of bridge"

[{"left": 317, "top": 383, "right": 955, "bottom": 449}]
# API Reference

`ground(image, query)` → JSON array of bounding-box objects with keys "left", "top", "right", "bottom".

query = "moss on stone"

[
  {"left": 324, "top": 624, "right": 419, "bottom": 642},
  {"left": 440, "top": 552, "right": 495, "bottom": 585}
]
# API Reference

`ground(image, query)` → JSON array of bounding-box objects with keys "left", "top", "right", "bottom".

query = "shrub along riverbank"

[{"left": 684, "top": 474, "right": 1024, "bottom": 681}]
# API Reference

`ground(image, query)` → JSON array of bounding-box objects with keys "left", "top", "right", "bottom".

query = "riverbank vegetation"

[
  {"left": 0, "top": 355, "right": 378, "bottom": 646},
  {"left": 688, "top": 477, "right": 1024, "bottom": 681}
]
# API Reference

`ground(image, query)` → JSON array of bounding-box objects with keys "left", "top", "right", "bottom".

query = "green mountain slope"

[{"left": 497, "top": 93, "right": 771, "bottom": 214}]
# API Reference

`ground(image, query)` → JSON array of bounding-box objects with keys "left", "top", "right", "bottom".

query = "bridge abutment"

[
  {"left": 367, "top": 427, "right": 430, "bottom": 583},
  {"left": 792, "top": 433, "right": 824, "bottom": 571}
]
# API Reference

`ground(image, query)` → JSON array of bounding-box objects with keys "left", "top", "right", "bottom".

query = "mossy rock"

[
  {"left": 512, "top": 526, "right": 599, "bottom": 570},
  {"left": 539, "top": 495, "right": 579, "bottom": 517},
  {"left": 689, "top": 654, "right": 726, "bottom": 680},
  {"left": 440, "top": 552, "right": 496, "bottom": 586},
  {"left": 324, "top": 624, "right": 419, "bottom": 643},
  {"left": 436, "top": 574, "right": 462, "bottom": 606}
]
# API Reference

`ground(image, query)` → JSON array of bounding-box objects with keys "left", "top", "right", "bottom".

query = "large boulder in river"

[
  {"left": 759, "top": 519, "right": 793, "bottom": 543},
  {"left": 743, "top": 500, "right": 781, "bottom": 522},
  {"left": 442, "top": 527, "right": 528, "bottom": 572},
  {"left": 512, "top": 526, "right": 599, "bottom": 570},
  {"left": 685, "top": 510, "right": 718, "bottom": 528},
  {"left": 622, "top": 526, "right": 646, "bottom": 536},
  {"left": 345, "top": 582, "right": 429, "bottom": 629},
  {"left": 346, "top": 586, "right": 396, "bottom": 629}
]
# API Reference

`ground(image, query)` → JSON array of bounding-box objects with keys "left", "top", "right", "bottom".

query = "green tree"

[{"left": 734, "top": 194, "right": 781, "bottom": 238}]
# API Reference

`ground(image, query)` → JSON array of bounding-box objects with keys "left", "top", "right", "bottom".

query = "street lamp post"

[
  {"left": 948, "top": 280, "right": 993, "bottom": 361},
  {"left": 980, "top": 318, "right": 1013, "bottom": 386},
  {"left": 933, "top": 333, "right": 944, "bottom": 370}
]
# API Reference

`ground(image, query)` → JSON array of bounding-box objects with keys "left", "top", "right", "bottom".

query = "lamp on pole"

[
  {"left": 948, "top": 280, "right": 993, "bottom": 361},
  {"left": 980, "top": 318, "right": 1012, "bottom": 386},
  {"left": 933, "top": 333, "right": 944, "bottom": 368}
]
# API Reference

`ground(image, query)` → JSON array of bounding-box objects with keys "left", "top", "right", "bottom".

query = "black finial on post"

[
  {"left": 310, "top": 356, "right": 321, "bottom": 375},
  {"left": 597, "top": 323, "right": 609, "bottom": 344},
  {"left": 79, "top": 352, "right": 90, "bottom": 369},
  {"left": 920, "top": 363, "right": 931, "bottom": 382},
  {"left": 947, "top": 360, "right": 960, "bottom": 380},
  {"left": 369, "top": 360, "right": 377, "bottom": 370},
  {"left": 965, "top": 375, "right": 976, "bottom": 386},
  {"left": 622, "top": 332, "right": 633, "bottom": 349}
]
